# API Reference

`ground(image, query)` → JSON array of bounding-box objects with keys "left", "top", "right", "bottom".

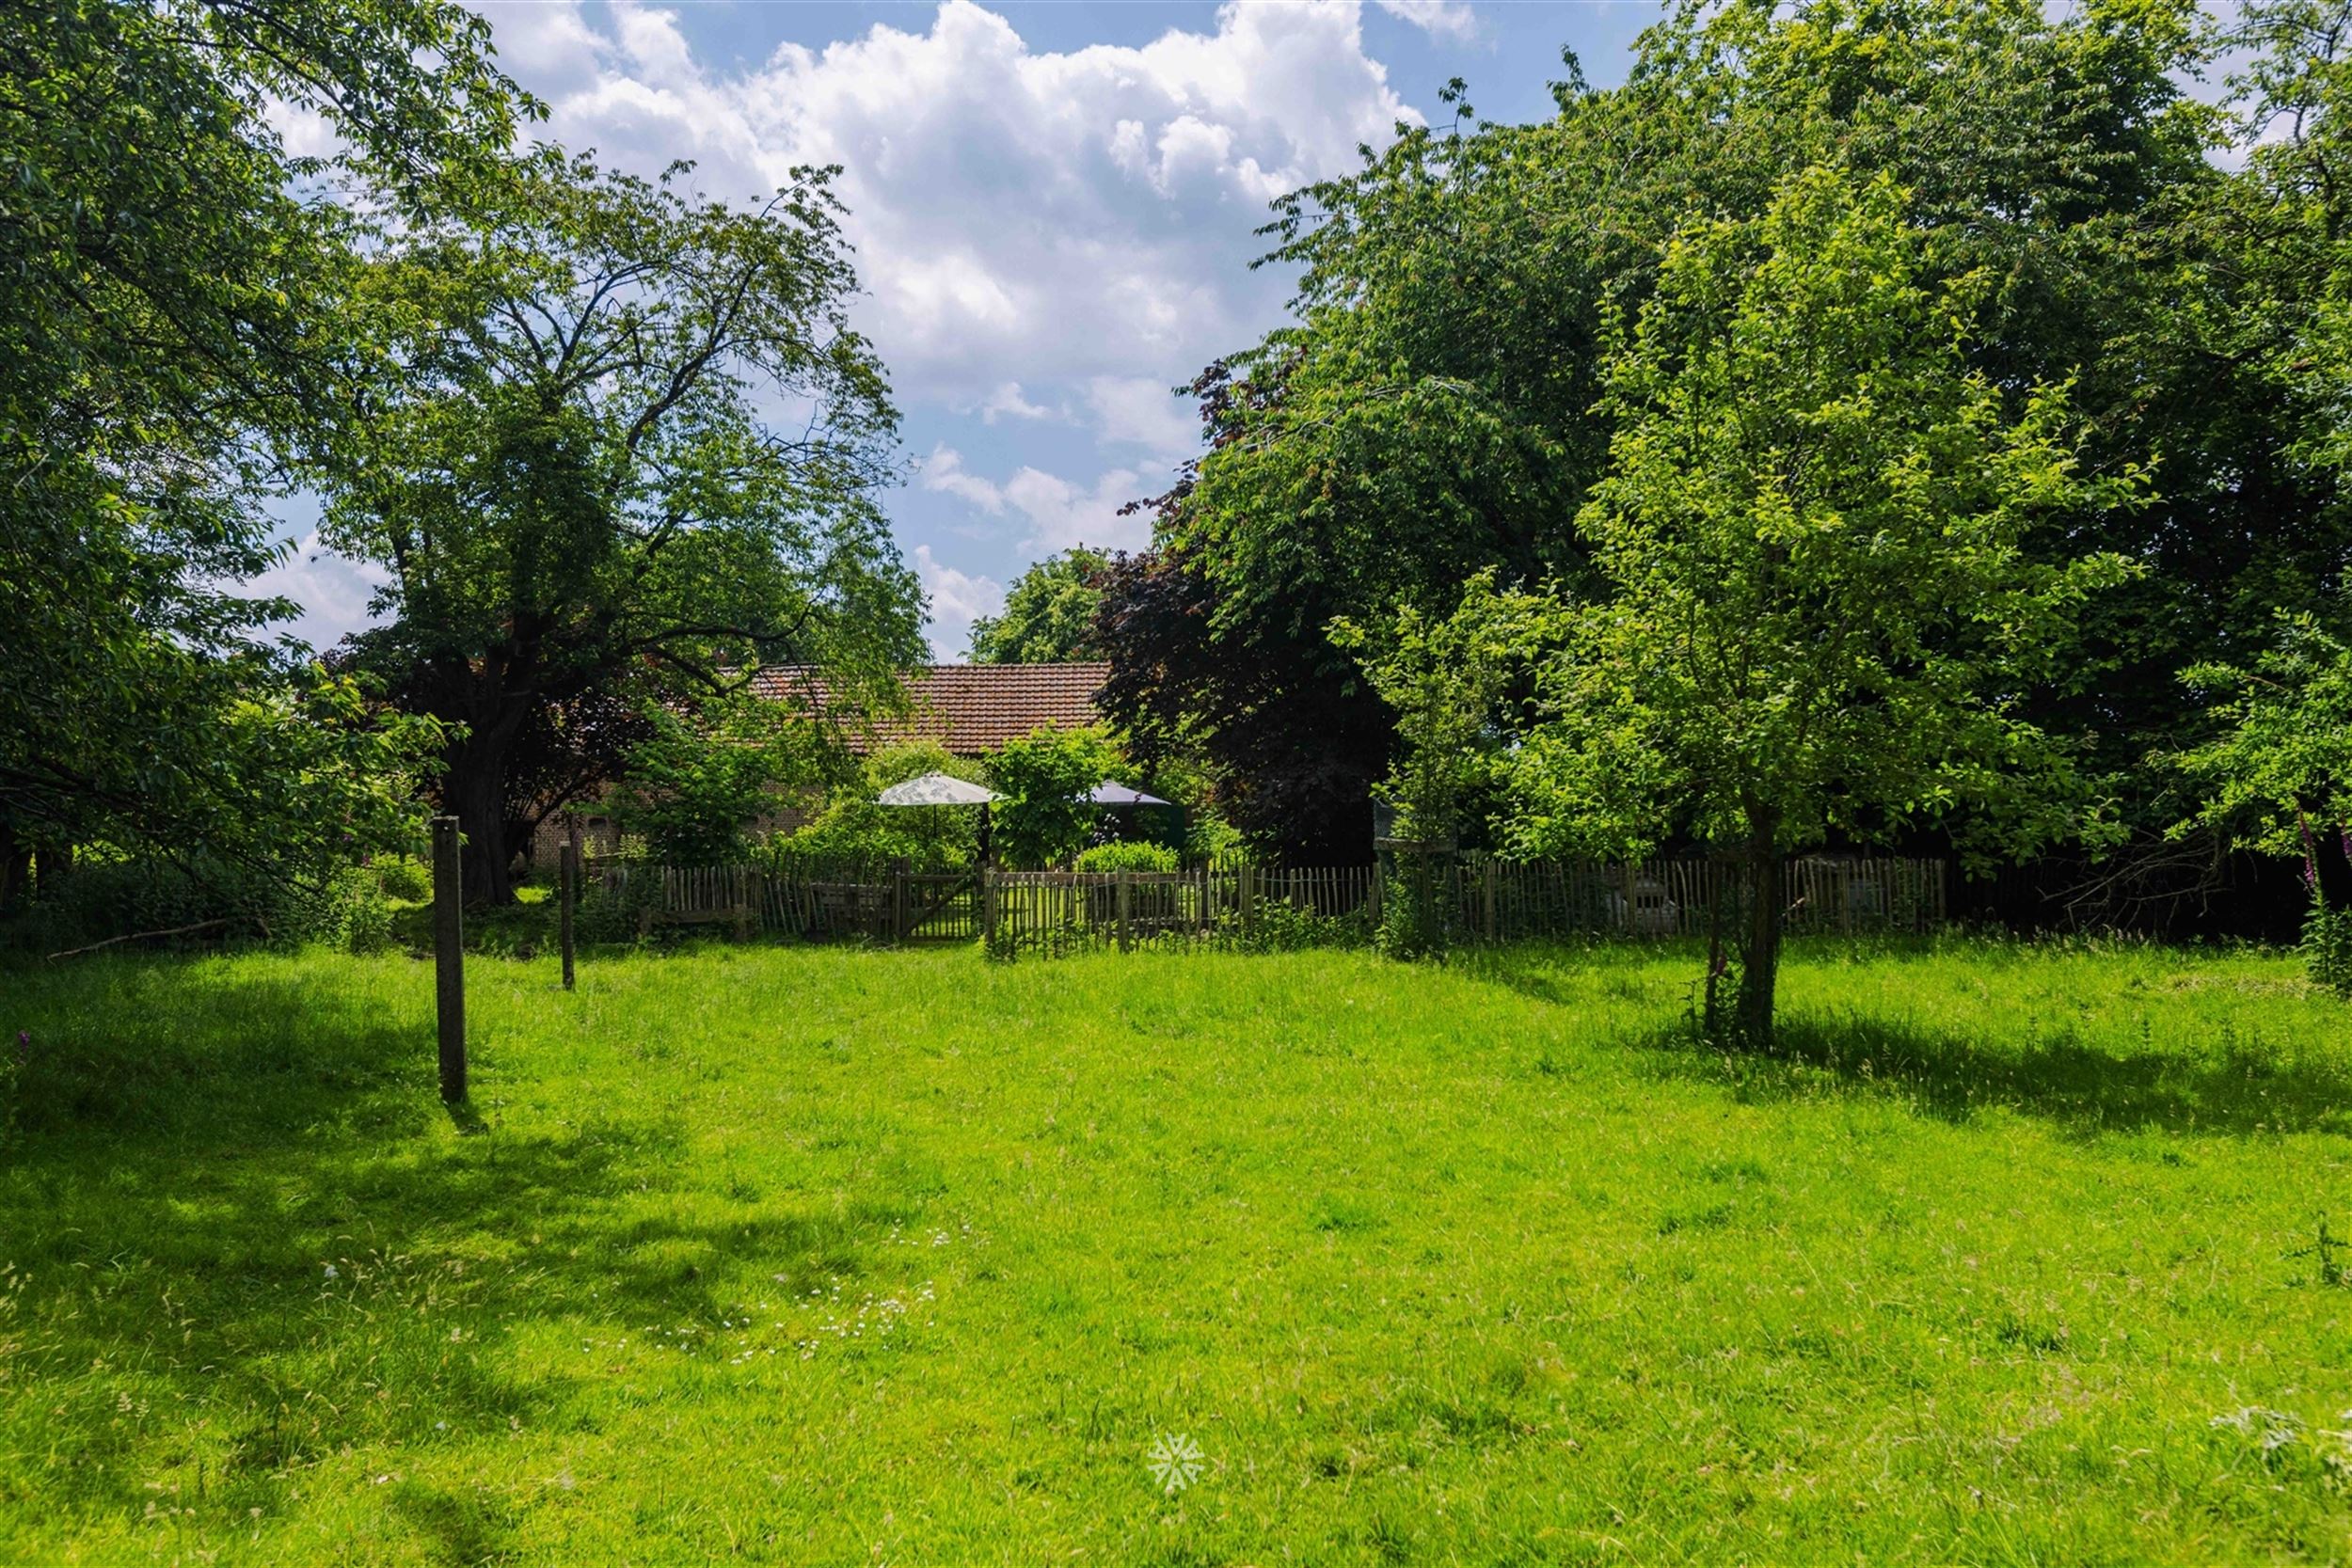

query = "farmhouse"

[{"left": 540, "top": 662, "right": 1109, "bottom": 859}]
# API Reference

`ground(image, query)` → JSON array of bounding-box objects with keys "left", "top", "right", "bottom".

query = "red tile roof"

[{"left": 752, "top": 663, "right": 1108, "bottom": 755}]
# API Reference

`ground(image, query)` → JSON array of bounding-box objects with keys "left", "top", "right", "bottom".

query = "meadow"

[{"left": 2, "top": 936, "right": 2349, "bottom": 1564}]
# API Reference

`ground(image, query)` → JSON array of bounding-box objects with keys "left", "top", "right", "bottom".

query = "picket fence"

[{"left": 589, "top": 855, "right": 1946, "bottom": 958}]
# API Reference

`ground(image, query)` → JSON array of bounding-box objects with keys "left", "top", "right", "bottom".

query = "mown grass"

[{"left": 1, "top": 936, "right": 2349, "bottom": 1564}]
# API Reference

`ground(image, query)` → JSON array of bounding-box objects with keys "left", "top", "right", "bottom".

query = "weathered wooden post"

[
  {"left": 1483, "top": 857, "right": 1499, "bottom": 942},
  {"left": 892, "top": 856, "right": 910, "bottom": 942},
  {"left": 559, "top": 826, "right": 579, "bottom": 991},
  {"left": 1116, "top": 866, "right": 1134, "bottom": 953},
  {"left": 1240, "top": 861, "right": 1257, "bottom": 941},
  {"left": 981, "top": 865, "right": 998, "bottom": 946},
  {"left": 431, "top": 816, "right": 467, "bottom": 1104}
]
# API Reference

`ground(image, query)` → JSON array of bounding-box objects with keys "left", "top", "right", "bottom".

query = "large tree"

[
  {"left": 1509, "top": 167, "right": 2138, "bottom": 1046},
  {"left": 0, "top": 0, "right": 524, "bottom": 903},
  {"left": 321, "top": 152, "right": 923, "bottom": 902}
]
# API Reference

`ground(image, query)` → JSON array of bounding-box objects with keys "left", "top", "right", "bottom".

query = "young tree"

[
  {"left": 969, "top": 548, "right": 1109, "bottom": 664},
  {"left": 322, "top": 152, "right": 924, "bottom": 903},
  {"left": 987, "top": 727, "right": 1116, "bottom": 869},
  {"left": 607, "top": 694, "right": 849, "bottom": 867},
  {"left": 1510, "top": 166, "right": 2138, "bottom": 1047},
  {"left": 2174, "top": 610, "right": 2352, "bottom": 991}
]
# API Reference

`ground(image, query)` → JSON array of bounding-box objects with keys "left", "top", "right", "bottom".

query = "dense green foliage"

[
  {"left": 0, "top": 0, "right": 518, "bottom": 911},
  {"left": 605, "top": 696, "right": 848, "bottom": 867},
  {"left": 768, "top": 743, "right": 987, "bottom": 871},
  {"left": 1100, "top": 0, "right": 2352, "bottom": 904},
  {"left": 318, "top": 152, "right": 923, "bottom": 904},
  {"left": 1506, "top": 168, "right": 2139, "bottom": 1042},
  {"left": 986, "top": 726, "right": 1117, "bottom": 868},
  {"left": 2178, "top": 617, "right": 2352, "bottom": 870},
  {"left": 1333, "top": 569, "right": 1549, "bottom": 851},
  {"left": 1072, "top": 840, "right": 1179, "bottom": 873},
  {"left": 2175, "top": 610, "right": 2352, "bottom": 985},
  {"left": 4, "top": 940, "right": 2348, "bottom": 1560},
  {"left": 968, "top": 548, "right": 1108, "bottom": 664}
]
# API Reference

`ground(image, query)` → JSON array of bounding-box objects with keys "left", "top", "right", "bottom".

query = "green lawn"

[{"left": 3, "top": 938, "right": 2349, "bottom": 1563}]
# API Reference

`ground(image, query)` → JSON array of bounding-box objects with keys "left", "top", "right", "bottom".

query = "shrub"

[
  {"left": 1375, "top": 845, "right": 1466, "bottom": 960},
  {"left": 765, "top": 743, "right": 986, "bottom": 875},
  {"left": 1186, "top": 809, "right": 1245, "bottom": 865},
  {"left": 577, "top": 866, "right": 658, "bottom": 943},
  {"left": 769, "top": 802, "right": 975, "bottom": 875},
  {"left": 1, "top": 851, "right": 399, "bottom": 955},
  {"left": 373, "top": 854, "right": 431, "bottom": 902},
  {"left": 609, "top": 695, "right": 847, "bottom": 866},
  {"left": 866, "top": 741, "right": 984, "bottom": 793},
  {"left": 989, "top": 725, "right": 1116, "bottom": 868},
  {"left": 1074, "top": 842, "right": 1179, "bottom": 874},
  {"left": 330, "top": 869, "right": 398, "bottom": 954},
  {"left": 1225, "top": 898, "right": 1370, "bottom": 955}
]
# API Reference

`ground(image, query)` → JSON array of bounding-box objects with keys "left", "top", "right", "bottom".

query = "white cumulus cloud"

[
  {"left": 919, "top": 445, "right": 1007, "bottom": 513},
  {"left": 250, "top": 530, "right": 388, "bottom": 654},
  {"left": 499, "top": 0, "right": 1422, "bottom": 408},
  {"left": 977, "top": 381, "right": 1057, "bottom": 424},
  {"left": 1086, "top": 375, "right": 1199, "bottom": 457},
  {"left": 222, "top": 2, "right": 1433, "bottom": 660},
  {"left": 1375, "top": 0, "right": 1480, "bottom": 41},
  {"left": 913, "top": 543, "right": 1005, "bottom": 659},
  {"left": 1000, "top": 465, "right": 1151, "bottom": 555}
]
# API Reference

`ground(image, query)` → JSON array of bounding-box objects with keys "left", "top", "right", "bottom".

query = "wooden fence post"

[
  {"left": 431, "top": 816, "right": 467, "bottom": 1105},
  {"left": 892, "top": 857, "right": 909, "bottom": 942},
  {"left": 1483, "top": 857, "right": 1498, "bottom": 942},
  {"left": 982, "top": 866, "right": 998, "bottom": 946},
  {"left": 1117, "top": 867, "right": 1134, "bottom": 953},
  {"left": 740, "top": 870, "right": 762, "bottom": 942},
  {"left": 559, "top": 838, "right": 578, "bottom": 991},
  {"left": 1240, "top": 861, "right": 1257, "bottom": 941}
]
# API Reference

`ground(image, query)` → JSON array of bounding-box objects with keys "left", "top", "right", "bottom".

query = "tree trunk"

[
  {"left": 1737, "top": 825, "right": 1784, "bottom": 1052},
  {"left": 35, "top": 840, "right": 72, "bottom": 899},
  {"left": 447, "top": 736, "right": 516, "bottom": 907},
  {"left": 2313, "top": 819, "right": 2352, "bottom": 913},
  {"left": 0, "top": 819, "right": 25, "bottom": 911}
]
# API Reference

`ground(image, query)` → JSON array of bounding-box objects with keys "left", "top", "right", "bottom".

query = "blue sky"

[{"left": 262, "top": 1, "right": 1661, "bottom": 657}]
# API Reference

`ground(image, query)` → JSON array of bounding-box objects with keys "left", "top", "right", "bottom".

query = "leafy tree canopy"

[
  {"left": 987, "top": 727, "right": 1118, "bottom": 870},
  {"left": 0, "top": 0, "right": 526, "bottom": 911},
  {"left": 1507, "top": 166, "right": 2141, "bottom": 1042},
  {"left": 970, "top": 549, "right": 1110, "bottom": 664},
  {"left": 2174, "top": 610, "right": 2352, "bottom": 903},
  {"left": 320, "top": 150, "right": 924, "bottom": 903},
  {"left": 608, "top": 694, "right": 850, "bottom": 868},
  {"left": 1103, "top": 0, "right": 2300, "bottom": 869}
]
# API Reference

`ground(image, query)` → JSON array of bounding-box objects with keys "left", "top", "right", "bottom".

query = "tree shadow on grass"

[
  {"left": 0, "top": 956, "right": 901, "bottom": 1549},
  {"left": 1677, "top": 1011, "right": 2352, "bottom": 1135},
  {"left": 1463, "top": 946, "right": 2352, "bottom": 1136}
]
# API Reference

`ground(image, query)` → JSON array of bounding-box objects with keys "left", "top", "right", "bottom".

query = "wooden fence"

[{"left": 588, "top": 855, "right": 1945, "bottom": 957}]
